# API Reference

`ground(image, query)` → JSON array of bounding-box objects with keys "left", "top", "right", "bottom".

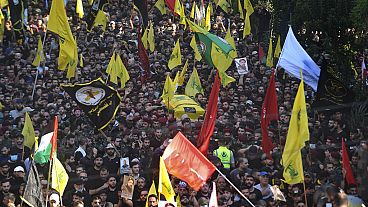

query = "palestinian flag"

[{"left": 34, "top": 117, "right": 58, "bottom": 164}]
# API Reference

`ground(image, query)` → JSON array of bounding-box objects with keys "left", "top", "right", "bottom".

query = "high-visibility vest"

[{"left": 214, "top": 146, "right": 231, "bottom": 169}]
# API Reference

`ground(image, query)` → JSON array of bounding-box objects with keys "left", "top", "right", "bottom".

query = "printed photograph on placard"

[
  {"left": 120, "top": 157, "right": 130, "bottom": 174},
  {"left": 235, "top": 57, "right": 249, "bottom": 75},
  {"left": 121, "top": 175, "right": 135, "bottom": 199}
]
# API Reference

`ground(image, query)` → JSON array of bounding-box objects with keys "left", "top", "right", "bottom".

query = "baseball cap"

[
  {"left": 105, "top": 143, "right": 114, "bottom": 149},
  {"left": 49, "top": 193, "right": 60, "bottom": 203},
  {"left": 14, "top": 166, "right": 25, "bottom": 173},
  {"left": 260, "top": 171, "right": 269, "bottom": 177}
]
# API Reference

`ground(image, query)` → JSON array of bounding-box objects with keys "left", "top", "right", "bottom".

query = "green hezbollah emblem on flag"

[
  {"left": 61, "top": 78, "right": 122, "bottom": 130},
  {"left": 286, "top": 163, "right": 299, "bottom": 178}
]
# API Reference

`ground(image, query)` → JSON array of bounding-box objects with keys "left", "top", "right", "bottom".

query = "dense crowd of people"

[{"left": 0, "top": 0, "right": 367, "bottom": 206}]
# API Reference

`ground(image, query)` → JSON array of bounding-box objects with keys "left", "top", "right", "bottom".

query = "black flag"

[
  {"left": 61, "top": 78, "right": 122, "bottom": 130},
  {"left": 133, "top": 0, "right": 148, "bottom": 27},
  {"left": 312, "top": 62, "right": 355, "bottom": 110},
  {"left": 85, "top": 0, "right": 109, "bottom": 31},
  {"left": 8, "top": 0, "right": 26, "bottom": 40},
  {"left": 22, "top": 162, "right": 46, "bottom": 207}
]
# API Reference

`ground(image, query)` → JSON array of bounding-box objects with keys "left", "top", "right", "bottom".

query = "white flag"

[
  {"left": 277, "top": 27, "right": 321, "bottom": 91},
  {"left": 209, "top": 182, "right": 218, "bottom": 207}
]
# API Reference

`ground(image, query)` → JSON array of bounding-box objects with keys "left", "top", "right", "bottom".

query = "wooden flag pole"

[
  {"left": 45, "top": 158, "right": 53, "bottom": 206},
  {"left": 215, "top": 168, "right": 255, "bottom": 207},
  {"left": 302, "top": 180, "right": 308, "bottom": 207},
  {"left": 31, "top": 30, "right": 48, "bottom": 100}
]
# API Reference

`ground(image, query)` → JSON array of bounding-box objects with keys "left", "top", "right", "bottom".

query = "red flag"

[
  {"left": 261, "top": 70, "right": 278, "bottom": 158},
  {"left": 163, "top": 132, "right": 216, "bottom": 191},
  {"left": 258, "top": 45, "right": 265, "bottom": 61},
  {"left": 50, "top": 116, "right": 58, "bottom": 160},
  {"left": 164, "top": 0, "right": 175, "bottom": 12},
  {"left": 137, "top": 28, "right": 151, "bottom": 82},
  {"left": 342, "top": 138, "right": 356, "bottom": 185},
  {"left": 197, "top": 72, "right": 220, "bottom": 156}
]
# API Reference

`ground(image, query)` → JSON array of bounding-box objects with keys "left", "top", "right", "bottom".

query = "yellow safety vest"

[{"left": 214, "top": 146, "right": 231, "bottom": 169}]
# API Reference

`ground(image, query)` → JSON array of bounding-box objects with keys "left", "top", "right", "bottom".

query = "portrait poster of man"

[
  {"left": 235, "top": 57, "right": 249, "bottom": 75},
  {"left": 121, "top": 175, "right": 135, "bottom": 199},
  {"left": 120, "top": 157, "right": 130, "bottom": 174},
  {"left": 158, "top": 201, "right": 177, "bottom": 207}
]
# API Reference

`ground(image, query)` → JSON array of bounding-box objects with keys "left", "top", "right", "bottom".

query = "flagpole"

[
  {"left": 302, "top": 180, "right": 308, "bottom": 207},
  {"left": 31, "top": 30, "right": 48, "bottom": 100},
  {"left": 215, "top": 168, "right": 255, "bottom": 207},
  {"left": 45, "top": 158, "right": 53, "bottom": 206},
  {"left": 21, "top": 146, "right": 25, "bottom": 161}
]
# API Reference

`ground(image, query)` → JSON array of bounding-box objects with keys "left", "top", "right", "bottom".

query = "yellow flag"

[
  {"left": 274, "top": 35, "right": 281, "bottom": 58},
  {"left": 204, "top": 3, "right": 211, "bottom": 31},
  {"left": 168, "top": 39, "right": 182, "bottom": 70},
  {"left": 243, "top": 13, "right": 251, "bottom": 38},
  {"left": 281, "top": 78, "right": 309, "bottom": 184},
  {"left": 52, "top": 156, "right": 69, "bottom": 196},
  {"left": 93, "top": 10, "right": 107, "bottom": 31},
  {"left": 190, "top": 1, "right": 196, "bottom": 18},
  {"left": 161, "top": 74, "right": 175, "bottom": 101},
  {"left": 238, "top": 0, "right": 244, "bottom": 19},
  {"left": 76, "top": 0, "right": 84, "bottom": 18},
  {"left": 225, "top": 27, "right": 237, "bottom": 58},
  {"left": 32, "top": 36, "right": 45, "bottom": 67},
  {"left": 0, "top": 9, "right": 4, "bottom": 43},
  {"left": 178, "top": 1, "right": 186, "bottom": 27},
  {"left": 185, "top": 67, "right": 204, "bottom": 97},
  {"left": 141, "top": 27, "right": 148, "bottom": 49},
  {"left": 174, "top": 0, "right": 181, "bottom": 14},
  {"left": 211, "top": 43, "right": 233, "bottom": 73},
  {"left": 176, "top": 195, "right": 182, "bottom": 207},
  {"left": 88, "top": 0, "right": 93, "bottom": 5},
  {"left": 66, "top": 37, "right": 78, "bottom": 79},
  {"left": 145, "top": 181, "right": 157, "bottom": 207},
  {"left": 148, "top": 21, "right": 155, "bottom": 52},
  {"left": 195, "top": 4, "right": 202, "bottom": 23},
  {"left": 0, "top": 0, "right": 8, "bottom": 8},
  {"left": 216, "top": 0, "right": 230, "bottom": 13},
  {"left": 79, "top": 53, "right": 84, "bottom": 67},
  {"left": 178, "top": 59, "right": 188, "bottom": 86},
  {"left": 154, "top": 0, "right": 166, "bottom": 14},
  {"left": 48, "top": 0, "right": 77, "bottom": 71},
  {"left": 106, "top": 52, "right": 118, "bottom": 84},
  {"left": 0, "top": 102, "right": 4, "bottom": 110},
  {"left": 116, "top": 53, "right": 130, "bottom": 89},
  {"left": 266, "top": 37, "right": 273, "bottom": 67},
  {"left": 158, "top": 157, "right": 175, "bottom": 202},
  {"left": 173, "top": 72, "right": 180, "bottom": 93},
  {"left": 22, "top": 112, "right": 35, "bottom": 149},
  {"left": 244, "top": 0, "right": 254, "bottom": 15},
  {"left": 219, "top": 71, "right": 236, "bottom": 87},
  {"left": 190, "top": 35, "right": 202, "bottom": 61}
]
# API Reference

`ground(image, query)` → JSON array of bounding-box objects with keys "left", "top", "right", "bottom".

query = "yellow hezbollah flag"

[
  {"left": 0, "top": 0, "right": 8, "bottom": 8},
  {"left": 168, "top": 39, "right": 182, "bottom": 70},
  {"left": 185, "top": 67, "right": 204, "bottom": 97},
  {"left": 190, "top": 1, "right": 196, "bottom": 18},
  {"left": 219, "top": 71, "right": 235, "bottom": 87},
  {"left": 79, "top": 53, "right": 84, "bottom": 67},
  {"left": 93, "top": 10, "right": 107, "bottom": 31},
  {"left": 211, "top": 42, "right": 233, "bottom": 73},
  {"left": 158, "top": 157, "right": 175, "bottom": 202},
  {"left": 281, "top": 78, "right": 309, "bottom": 184},
  {"left": 32, "top": 36, "right": 45, "bottom": 67},
  {"left": 161, "top": 74, "right": 175, "bottom": 101},
  {"left": 244, "top": 0, "right": 254, "bottom": 15},
  {"left": 52, "top": 156, "right": 69, "bottom": 196},
  {"left": 106, "top": 52, "right": 118, "bottom": 84},
  {"left": 174, "top": 0, "right": 181, "bottom": 15},
  {"left": 238, "top": 0, "right": 244, "bottom": 19},
  {"left": 0, "top": 9, "right": 4, "bottom": 43},
  {"left": 266, "top": 37, "right": 273, "bottom": 67},
  {"left": 178, "top": 0, "right": 186, "bottom": 27},
  {"left": 76, "top": 0, "right": 84, "bottom": 18},
  {"left": 225, "top": 27, "right": 237, "bottom": 58},
  {"left": 190, "top": 35, "right": 202, "bottom": 61},
  {"left": 148, "top": 21, "right": 155, "bottom": 52},
  {"left": 204, "top": 3, "right": 211, "bottom": 31},
  {"left": 154, "top": 0, "right": 166, "bottom": 15},
  {"left": 216, "top": 0, "right": 230, "bottom": 13},
  {"left": 243, "top": 13, "right": 251, "bottom": 38},
  {"left": 66, "top": 37, "right": 78, "bottom": 79},
  {"left": 178, "top": 59, "right": 188, "bottom": 86},
  {"left": 22, "top": 112, "right": 35, "bottom": 149},
  {"left": 145, "top": 181, "right": 157, "bottom": 207},
  {"left": 141, "top": 27, "right": 148, "bottom": 49},
  {"left": 274, "top": 35, "right": 281, "bottom": 58},
  {"left": 48, "top": 0, "right": 77, "bottom": 71},
  {"left": 173, "top": 72, "right": 180, "bottom": 93},
  {"left": 116, "top": 53, "right": 130, "bottom": 89}
]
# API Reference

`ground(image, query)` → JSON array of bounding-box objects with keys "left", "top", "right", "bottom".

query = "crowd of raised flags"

[{"left": 1, "top": 0, "right": 366, "bottom": 205}]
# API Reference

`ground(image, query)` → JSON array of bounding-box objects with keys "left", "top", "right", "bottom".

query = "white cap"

[
  {"left": 49, "top": 193, "right": 60, "bottom": 204},
  {"left": 13, "top": 166, "right": 25, "bottom": 172}
]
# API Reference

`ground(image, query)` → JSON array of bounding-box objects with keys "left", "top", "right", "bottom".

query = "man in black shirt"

[
  {"left": 105, "top": 176, "right": 119, "bottom": 205},
  {"left": 103, "top": 144, "right": 119, "bottom": 175}
]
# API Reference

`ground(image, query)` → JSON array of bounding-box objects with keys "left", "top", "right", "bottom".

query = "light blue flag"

[{"left": 277, "top": 27, "right": 321, "bottom": 91}]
